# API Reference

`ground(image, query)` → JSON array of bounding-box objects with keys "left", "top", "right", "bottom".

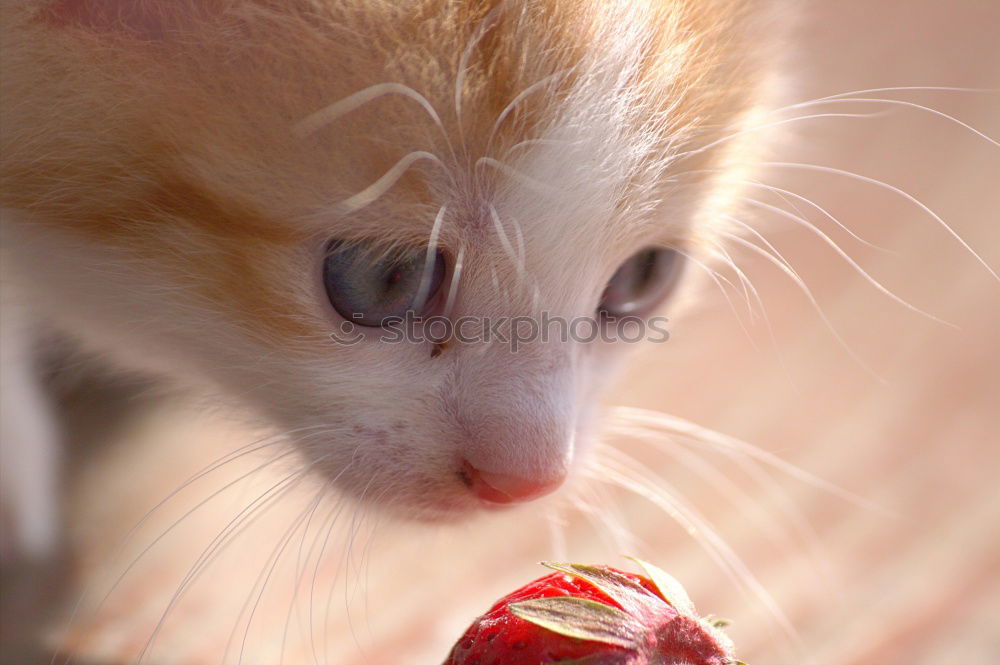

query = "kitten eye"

[
  {"left": 323, "top": 240, "right": 445, "bottom": 327},
  {"left": 599, "top": 247, "right": 683, "bottom": 318}
]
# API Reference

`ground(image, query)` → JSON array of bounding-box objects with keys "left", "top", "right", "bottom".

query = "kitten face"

[{"left": 1, "top": 1, "right": 770, "bottom": 518}]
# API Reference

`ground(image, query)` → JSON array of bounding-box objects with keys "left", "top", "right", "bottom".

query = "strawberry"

[{"left": 444, "top": 558, "right": 743, "bottom": 665}]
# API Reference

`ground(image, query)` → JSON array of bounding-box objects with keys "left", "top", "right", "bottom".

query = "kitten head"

[{"left": 1, "top": 0, "right": 773, "bottom": 518}]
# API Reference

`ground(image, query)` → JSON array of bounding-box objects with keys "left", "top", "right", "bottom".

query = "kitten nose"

[{"left": 460, "top": 460, "right": 567, "bottom": 504}]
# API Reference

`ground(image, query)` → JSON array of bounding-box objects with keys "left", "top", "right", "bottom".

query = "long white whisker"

[
  {"left": 568, "top": 481, "right": 643, "bottom": 556},
  {"left": 282, "top": 453, "right": 359, "bottom": 665},
  {"left": 707, "top": 237, "right": 802, "bottom": 390},
  {"left": 810, "top": 85, "right": 997, "bottom": 98},
  {"left": 132, "top": 437, "right": 337, "bottom": 664},
  {"left": 415, "top": 205, "right": 448, "bottom": 308},
  {"left": 355, "top": 485, "right": 394, "bottom": 645},
  {"left": 765, "top": 161, "right": 1000, "bottom": 281},
  {"left": 673, "top": 166, "right": 887, "bottom": 251},
  {"left": 230, "top": 485, "right": 329, "bottom": 665},
  {"left": 784, "top": 97, "right": 1000, "bottom": 147},
  {"left": 721, "top": 230, "right": 885, "bottom": 381},
  {"left": 281, "top": 491, "right": 342, "bottom": 665},
  {"left": 50, "top": 426, "right": 321, "bottom": 665},
  {"left": 511, "top": 215, "right": 527, "bottom": 275},
  {"left": 443, "top": 244, "right": 465, "bottom": 316},
  {"left": 311, "top": 447, "right": 368, "bottom": 665},
  {"left": 710, "top": 240, "right": 759, "bottom": 321},
  {"left": 607, "top": 423, "right": 838, "bottom": 597},
  {"left": 310, "top": 483, "right": 353, "bottom": 665},
  {"left": 676, "top": 247, "right": 770, "bottom": 358},
  {"left": 294, "top": 82, "right": 446, "bottom": 139},
  {"left": 588, "top": 445, "right": 808, "bottom": 661},
  {"left": 488, "top": 204, "right": 526, "bottom": 275},
  {"left": 722, "top": 216, "right": 796, "bottom": 275},
  {"left": 722, "top": 213, "right": 826, "bottom": 386},
  {"left": 335, "top": 151, "right": 442, "bottom": 214},
  {"left": 56, "top": 447, "right": 306, "bottom": 665},
  {"left": 611, "top": 425, "right": 795, "bottom": 550},
  {"left": 135, "top": 465, "right": 310, "bottom": 664},
  {"left": 336, "top": 471, "right": 382, "bottom": 662},
  {"left": 475, "top": 156, "right": 563, "bottom": 195},
  {"left": 611, "top": 407, "right": 893, "bottom": 515},
  {"left": 740, "top": 196, "right": 957, "bottom": 327},
  {"left": 676, "top": 86, "right": 997, "bottom": 162},
  {"left": 675, "top": 110, "right": 890, "bottom": 161},
  {"left": 733, "top": 178, "right": 889, "bottom": 251}
]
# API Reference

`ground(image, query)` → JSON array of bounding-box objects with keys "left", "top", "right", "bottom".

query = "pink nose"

[{"left": 460, "top": 460, "right": 567, "bottom": 504}]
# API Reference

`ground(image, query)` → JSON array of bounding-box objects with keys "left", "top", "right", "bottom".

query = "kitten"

[{"left": 0, "top": 0, "right": 775, "bottom": 557}]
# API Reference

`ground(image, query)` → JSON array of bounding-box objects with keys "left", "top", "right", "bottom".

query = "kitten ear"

[{"left": 40, "top": 0, "right": 222, "bottom": 41}]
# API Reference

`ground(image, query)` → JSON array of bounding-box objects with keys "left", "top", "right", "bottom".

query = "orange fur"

[{"left": 3, "top": 0, "right": 773, "bottom": 344}]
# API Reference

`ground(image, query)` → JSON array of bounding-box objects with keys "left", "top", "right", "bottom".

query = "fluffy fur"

[{"left": 0, "top": 0, "right": 777, "bottom": 550}]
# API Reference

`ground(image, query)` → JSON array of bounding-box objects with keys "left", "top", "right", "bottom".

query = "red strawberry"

[{"left": 444, "top": 558, "right": 742, "bottom": 665}]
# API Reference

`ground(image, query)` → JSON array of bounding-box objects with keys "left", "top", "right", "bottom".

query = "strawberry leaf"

[
  {"left": 508, "top": 597, "right": 644, "bottom": 649},
  {"left": 541, "top": 562, "right": 661, "bottom": 616},
  {"left": 624, "top": 556, "right": 697, "bottom": 617}
]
